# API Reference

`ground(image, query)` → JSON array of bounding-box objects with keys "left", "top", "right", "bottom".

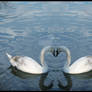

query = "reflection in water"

[
  {"left": 39, "top": 72, "right": 53, "bottom": 91},
  {"left": 58, "top": 72, "right": 72, "bottom": 91},
  {"left": 10, "top": 66, "right": 53, "bottom": 91},
  {"left": 8, "top": 65, "right": 92, "bottom": 91},
  {"left": 9, "top": 66, "right": 54, "bottom": 90},
  {"left": 9, "top": 66, "right": 40, "bottom": 79},
  {"left": 9, "top": 66, "right": 72, "bottom": 91},
  {"left": 39, "top": 71, "right": 73, "bottom": 91},
  {"left": 71, "top": 70, "right": 92, "bottom": 80},
  {"left": 69, "top": 71, "right": 92, "bottom": 91}
]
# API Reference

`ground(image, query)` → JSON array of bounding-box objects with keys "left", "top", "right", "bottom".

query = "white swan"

[
  {"left": 6, "top": 46, "right": 55, "bottom": 74},
  {"left": 56, "top": 46, "right": 92, "bottom": 74}
]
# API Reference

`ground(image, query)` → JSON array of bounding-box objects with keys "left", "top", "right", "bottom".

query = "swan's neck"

[
  {"left": 61, "top": 46, "right": 71, "bottom": 67},
  {"left": 40, "top": 47, "right": 49, "bottom": 67}
]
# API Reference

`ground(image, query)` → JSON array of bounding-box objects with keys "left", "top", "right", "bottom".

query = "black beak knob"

[
  {"left": 55, "top": 49, "right": 59, "bottom": 57},
  {"left": 53, "top": 49, "right": 59, "bottom": 57}
]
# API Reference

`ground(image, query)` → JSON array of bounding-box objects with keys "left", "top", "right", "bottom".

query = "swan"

[
  {"left": 6, "top": 46, "right": 56, "bottom": 74},
  {"left": 56, "top": 46, "right": 92, "bottom": 74}
]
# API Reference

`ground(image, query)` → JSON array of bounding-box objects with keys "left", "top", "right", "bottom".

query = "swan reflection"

[
  {"left": 71, "top": 70, "right": 92, "bottom": 79},
  {"left": 9, "top": 66, "right": 73, "bottom": 91},
  {"left": 39, "top": 72, "right": 54, "bottom": 91},
  {"left": 9, "top": 66, "right": 92, "bottom": 91},
  {"left": 58, "top": 72, "right": 72, "bottom": 91},
  {"left": 9, "top": 66, "right": 53, "bottom": 90},
  {"left": 9, "top": 66, "right": 40, "bottom": 79}
]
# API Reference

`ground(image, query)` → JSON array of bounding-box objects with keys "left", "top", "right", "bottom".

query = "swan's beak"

[
  {"left": 52, "top": 49, "right": 58, "bottom": 57},
  {"left": 54, "top": 48, "right": 61, "bottom": 57},
  {"left": 56, "top": 49, "right": 60, "bottom": 57}
]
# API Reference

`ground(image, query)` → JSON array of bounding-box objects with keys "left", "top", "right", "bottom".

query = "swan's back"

[
  {"left": 68, "top": 56, "right": 92, "bottom": 74},
  {"left": 11, "top": 56, "right": 47, "bottom": 74}
]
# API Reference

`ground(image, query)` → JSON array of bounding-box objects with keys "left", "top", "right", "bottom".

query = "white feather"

[
  {"left": 6, "top": 46, "right": 53, "bottom": 74},
  {"left": 58, "top": 46, "right": 92, "bottom": 74}
]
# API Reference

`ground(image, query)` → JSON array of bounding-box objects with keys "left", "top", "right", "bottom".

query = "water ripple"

[{"left": 0, "top": 1, "right": 92, "bottom": 91}]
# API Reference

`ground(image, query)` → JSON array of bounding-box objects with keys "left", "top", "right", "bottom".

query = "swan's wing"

[
  {"left": 14, "top": 56, "right": 43, "bottom": 74},
  {"left": 16, "top": 56, "right": 41, "bottom": 67},
  {"left": 69, "top": 56, "right": 92, "bottom": 74}
]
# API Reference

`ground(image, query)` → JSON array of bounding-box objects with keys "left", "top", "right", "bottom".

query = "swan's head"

[
  {"left": 55, "top": 48, "right": 62, "bottom": 57},
  {"left": 43, "top": 46, "right": 58, "bottom": 57},
  {"left": 55, "top": 46, "right": 69, "bottom": 56},
  {"left": 47, "top": 46, "right": 57, "bottom": 57}
]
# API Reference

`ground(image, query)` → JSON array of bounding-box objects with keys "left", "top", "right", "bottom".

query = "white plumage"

[
  {"left": 6, "top": 46, "right": 55, "bottom": 74},
  {"left": 64, "top": 56, "right": 92, "bottom": 74},
  {"left": 57, "top": 46, "right": 92, "bottom": 74}
]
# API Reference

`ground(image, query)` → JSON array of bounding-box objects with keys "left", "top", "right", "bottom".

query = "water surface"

[{"left": 0, "top": 1, "right": 92, "bottom": 91}]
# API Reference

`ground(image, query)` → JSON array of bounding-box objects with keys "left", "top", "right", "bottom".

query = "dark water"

[{"left": 0, "top": 1, "right": 92, "bottom": 91}]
